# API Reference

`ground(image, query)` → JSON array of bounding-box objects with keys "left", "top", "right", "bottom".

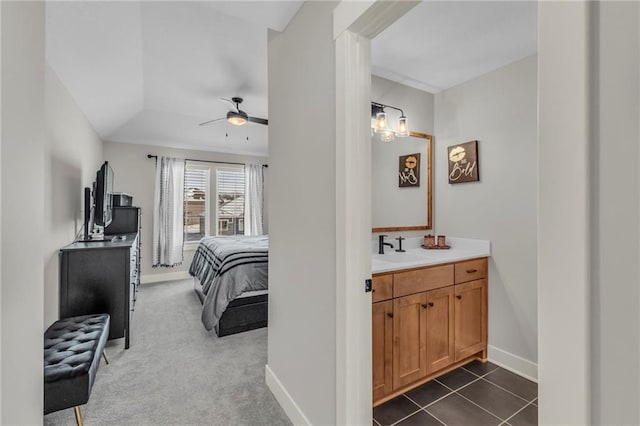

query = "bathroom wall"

[
  {"left": 371, "top": 76, "right": 435, "bottom": 237},
  {"left": 434, "top": 55, "right": 538, "bottom": 376}
]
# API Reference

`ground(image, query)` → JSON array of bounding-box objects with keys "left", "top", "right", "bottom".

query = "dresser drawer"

[
  {"left": 372, "top": 275, "right": 393, "bottom": 303},
  {"left": 394, "top": 265, "right": 454, "bottom": 298},
  {"left": 454, "top": 258, "right": 487, "bottom": 283}
]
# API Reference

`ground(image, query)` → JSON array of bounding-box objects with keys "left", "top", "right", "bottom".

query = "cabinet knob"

[
  {"left": 466, "top": 269, "right": 478, "bottom": 273},
  {"left": 421, "top": 304, "right": 428, "bottom": 309},
  {"left": 428, "top": 302, "right": 434, "bottom": 307},
  {"left": 387, "top": 313, "right": 393, "bottom": 319},
  {"left": 456, "top": 295, "right": 462, "bottom": 300},
  {"left": 372, "top": 289, "right": 376, "bottom": 292}
]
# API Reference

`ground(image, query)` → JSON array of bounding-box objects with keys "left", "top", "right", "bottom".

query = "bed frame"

[{"left": 193, "top": 279, "right": 268, "bottom": 337}]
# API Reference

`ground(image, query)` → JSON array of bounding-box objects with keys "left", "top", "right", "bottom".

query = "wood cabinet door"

[
  {"left": 454, "top": 279, "right": 487, "bottom": 361},
  {"left": 372, "top": 275, "right": 393, "bottom": 303},
  {"left": 425, "top": 286, "right": 455, "bottom": 374},
  {"left": 393, "top": 292, "right": 428, "bottom": 389},
  {"left": 372, "top": 300, "right": 393, "bottom": 401}
]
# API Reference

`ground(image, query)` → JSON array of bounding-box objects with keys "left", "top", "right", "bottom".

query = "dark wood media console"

[{"left": 59, "top": 207, "right": 141, "bottom": 349}]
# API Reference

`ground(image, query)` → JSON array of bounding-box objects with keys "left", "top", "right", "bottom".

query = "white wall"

[
  {"left": 371, "top": 76, "right": 434, "bottom": 236},
  {"left": 1, "top": 2, "right": 45, "bottom": 423},
  {"left": 266, "top": 1, "right": 338, "bottom": 424},
  {"left": 44, "top": 64, "right": 104, "bottom": 327},
  {"left": 538, "top": 3, "right": 591, "bottom": 423},
  {"left": 590, "top": 2, "right": 640, "bottom": 424},
  {"left": 434, "top": 56, "right": 538, "bottom": 376},
  {"left": 103, "top": 141, "right": 267, "bottom": 282}
]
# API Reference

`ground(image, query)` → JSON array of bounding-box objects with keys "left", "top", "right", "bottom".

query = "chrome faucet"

[{"left": 378, "top": 235, "right": 394, "bottom": 254}]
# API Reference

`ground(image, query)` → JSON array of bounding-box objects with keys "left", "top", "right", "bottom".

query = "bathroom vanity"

[{"left": 371, "top": 237, "right": 490, "bottom": 405}]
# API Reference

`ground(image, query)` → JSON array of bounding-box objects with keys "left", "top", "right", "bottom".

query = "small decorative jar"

[
  {"left": 437, "top": 235, "right": 447, "bottom": 247},
  {"left": 424, "top": 234, "right": 435, "bottom": 247}
]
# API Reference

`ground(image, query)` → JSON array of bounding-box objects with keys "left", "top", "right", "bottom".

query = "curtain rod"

[{"left": 146, "top": 154, "right": 268, "bottom": 168}]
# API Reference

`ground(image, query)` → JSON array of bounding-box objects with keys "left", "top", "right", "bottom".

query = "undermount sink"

[{"left": 372, "top": 251, "right": 427, "bottom": 263}]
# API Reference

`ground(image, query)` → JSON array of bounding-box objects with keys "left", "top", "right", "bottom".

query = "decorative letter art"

[
  {"left": 399, "top": 153, "right": 420, "bottom": 187},
  {"left": 448, "top": 141, "right": 479, "bottom": 184}
]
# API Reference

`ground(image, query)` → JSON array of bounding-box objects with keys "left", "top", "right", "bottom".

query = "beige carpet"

[{"left": 44, "top": 279, "right": 290, "bottom": 426}]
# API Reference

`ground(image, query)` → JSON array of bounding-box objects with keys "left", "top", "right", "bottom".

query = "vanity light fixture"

[
  {"left": 371, "top": 102, "right": 410, "bottom": 141},
  {"left": 374, "top": 111, "right": 388, "bottom": 133}
]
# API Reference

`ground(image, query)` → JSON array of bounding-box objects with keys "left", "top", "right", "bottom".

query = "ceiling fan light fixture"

[{"left": 227, "top": 110, "right": 248, "bottom": 126}]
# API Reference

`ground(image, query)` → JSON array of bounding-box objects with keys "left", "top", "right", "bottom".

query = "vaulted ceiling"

[
  {"left": 46, "top": 1, "right": 302, "bottom": 157},
  {"left": 46, "top": 1, "right": 537, "bottom": 157}
]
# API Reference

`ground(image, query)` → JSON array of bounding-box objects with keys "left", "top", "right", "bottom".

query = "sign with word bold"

[{"left": 448, "top": 141, "right": 479, "bottom": 184}]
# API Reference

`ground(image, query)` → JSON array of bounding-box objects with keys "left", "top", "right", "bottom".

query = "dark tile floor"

[{"left": 373, "top": 361, "right": 538, "bottom": 426}]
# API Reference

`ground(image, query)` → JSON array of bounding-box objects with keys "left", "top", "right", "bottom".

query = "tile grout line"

[
  {"left": 460, "top": 366, "right": 483, "bottom": 378},
  {"left": 386, "top": 395, "right": 424, "bottom": 426},
  {"left": 461, "top": 365, "right": 500, "bottom": 378},
  {"left": 452, "top": 390, "right": 509, "bottom": 423},
  {"left": 433, "top": 375, "right": 509, "bottom": 424},
  {"left": 421, "top": 408, "right": 448, "bottom": 426},
  {"left": 387, "top": 407, "right": 424, "bottom": 426},
  {"left": 479, "top": 375, "right": 537, "bottom": 404},
  {"left": 373, "top": 417, "right": 382, "bottom": 426},
  {"left": 435, "top": 374, "right": 484, "bottom": 393},
  {"left": 501, "top": 399, "right": 536, "bottom": 425},
  {"left": 404, "top": 391, "right": 452, "bottom": 412},
  {"left": 401, "top": 393, "right": 448, "bottom": 426}
]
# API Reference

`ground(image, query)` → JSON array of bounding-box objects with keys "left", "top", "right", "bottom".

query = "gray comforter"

[{"left": 189, "top": 235, "right": 268, "bottom": 332}]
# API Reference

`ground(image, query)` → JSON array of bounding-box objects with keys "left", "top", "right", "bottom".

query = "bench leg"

[
  {"left": 102, "top": 350, "right": 109, "bottom": 365},
  {"left": 74, "top": 406, "right": 83, "bottom": 426}
]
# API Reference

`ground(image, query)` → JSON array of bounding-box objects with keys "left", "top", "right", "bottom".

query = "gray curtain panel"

[{"left": 153, "top": 156, "right": 185, "bottom": 267}]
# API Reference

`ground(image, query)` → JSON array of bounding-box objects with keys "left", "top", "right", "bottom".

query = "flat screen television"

[{"left": 94, "top": 161, "right": 114, "bottom": 228}]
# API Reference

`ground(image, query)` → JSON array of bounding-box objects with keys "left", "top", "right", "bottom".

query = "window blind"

[
  {"left": 217, "top": 170, "right": 245, "bottom": 218},
  {"left": 185, "top": 168, "right": 208, "bottom": 197}
]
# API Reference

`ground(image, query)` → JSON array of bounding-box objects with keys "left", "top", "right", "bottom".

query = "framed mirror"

[{"left": 372, "top": 131, "right": 433, "bottom": 232}]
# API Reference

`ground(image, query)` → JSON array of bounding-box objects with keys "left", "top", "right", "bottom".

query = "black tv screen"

[{"left": 94, "top": 161, "right": 114, "bottom": 227}]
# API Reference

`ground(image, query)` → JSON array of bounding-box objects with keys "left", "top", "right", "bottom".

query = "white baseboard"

[
  {"left": 265, "top": 364, "right": 310, "bottom": 425},
  {"left": 140, "top": 271, "right": 191, "bottom": 284},
  {"left": 488, "top": 345, "right": 538, "bottom": 382}
]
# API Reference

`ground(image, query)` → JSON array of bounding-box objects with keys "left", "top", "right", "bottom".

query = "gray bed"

[{"left": 189, "top": 235, "right": 268, "bottom": 336}]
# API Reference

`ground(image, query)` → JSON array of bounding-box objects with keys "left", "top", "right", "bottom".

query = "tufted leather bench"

[{"left": 44, "top": 314, "right": 110, "bottom": 426}]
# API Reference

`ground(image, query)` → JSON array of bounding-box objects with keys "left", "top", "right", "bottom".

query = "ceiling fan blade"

[
  {"left": 220, "top": 98, "right": 239, "bottom": 112},
  {"left": 198, "top": 117, "right": 226, "bottom": 126},
  {"left": 248, "top": 116, "right": 268, "bottom": 126}
]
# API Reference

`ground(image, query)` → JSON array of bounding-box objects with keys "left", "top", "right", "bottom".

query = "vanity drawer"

[
  {"left": 372, "top": 275, "right": 393, "bottom": 303},
  {"left": 394, "top": 265, "right": 454, "bottom": 298},
  {"left": 454, "top": 258, "right": 487, "bottom": 284}
]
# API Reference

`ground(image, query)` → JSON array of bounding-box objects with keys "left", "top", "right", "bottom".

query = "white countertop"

[{"left": 372, "top": 237, "right": 491, "bottom": 274}]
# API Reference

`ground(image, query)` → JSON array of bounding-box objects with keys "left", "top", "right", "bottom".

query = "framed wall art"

[
  {"left": 448, "top": 140, "right": 479, "bottom": 184},
  {"left": 399, "top": 153, "right": 420, "bottom": 187}
]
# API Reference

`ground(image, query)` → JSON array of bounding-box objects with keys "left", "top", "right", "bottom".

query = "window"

[
  {"left": 216, "top": 169, "right": 245, "bottom": 236},
  {"left": 183, "top": 161, "right": 245, "bottom": 242},
  {"left": 184, "top": 165, "right": 209, "bottom": 242}
]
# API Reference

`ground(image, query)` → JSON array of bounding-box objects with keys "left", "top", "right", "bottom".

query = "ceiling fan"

[{"left": 199, "top": 97, "right": 268, "bottom": 127}]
